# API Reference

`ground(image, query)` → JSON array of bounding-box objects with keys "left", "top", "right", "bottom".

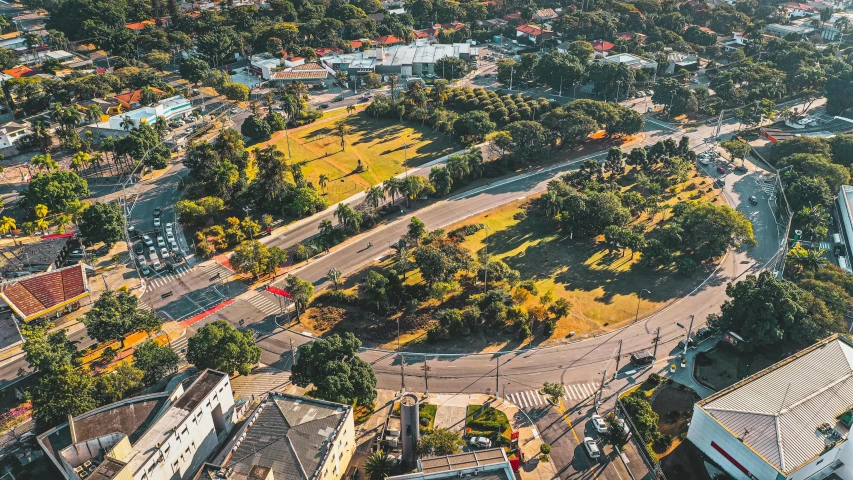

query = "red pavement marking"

[
  {"left": 180, "top": 299, "right": 235, "bottom": 328},
  {"left": 213, "top": 253, "right": 234, "bottom": 271}
]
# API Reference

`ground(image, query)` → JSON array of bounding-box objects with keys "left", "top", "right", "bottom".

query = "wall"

[
  {"left": 686, "top": 406, "right": 785, "bottom": 480},
  {"left": 319, "top": 408, "right": 355, "bottom": 480},
  {"left": 788, "top": 439, "right": 850, "bottom": 480},
  {"left": 59, "top": 433, "right": 127, "bottom": 471}
]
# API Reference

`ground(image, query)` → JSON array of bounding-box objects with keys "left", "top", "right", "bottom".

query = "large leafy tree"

[
  {"left": 23, "top": 170, "right": 89, "bottom": 213},
  {"left": 620, "top": 395, "right": 659, "bottom": 442},
  {"left": 186, "top": 320, "right": 261, "bottom": 376},
  {"left": 416, "top": 429, "right": 463, "bottom": 457},
  {"left": 534, "top": 50, "right": 585, "bottom": 91},
  {"left": 413, "top": 234, "right": 472, "bottom": 286},
  {"left": 79, "top": 202, "right": 124, "bottom": 246},
  {"left": 708, "top": 271, "right": 844, "bottom": 350},
  {"left": 32, "top": 365, "right": 96, "bottom": 432},
  {"left": 284, "top": 274, "right": 314, "bottom": 318},
  {"left": 133, "top": 339, "right": 179, "bottom": 385},
  {"left": 94, "top": 363, "right": 144, "bottom": 405},
  {"left": 22, "top": 322, "right": 78, "bottom": 372},
  {"left": 291, "top": 332, "right": 377, "bottom": 405},
  {"left": 81, "top": 290, "right": 162, "bottom": 347},
  {"left": 670, "top": 201, "right": 756, "bottom": 259}
]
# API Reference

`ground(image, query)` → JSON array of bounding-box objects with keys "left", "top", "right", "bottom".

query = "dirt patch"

[{"left": 651, "top": 386, "right": 698, "bottom": 438}]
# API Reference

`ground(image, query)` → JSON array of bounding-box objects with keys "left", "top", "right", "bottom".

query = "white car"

[
  {"left": 699, "top": 157, "right": 711, "bottom": 165},
  {"left": 170, "top": 239, "right": 179, "bottom": 252},
  {"left": 176, "top": 120, "right": 186, "bottom": 127},
  {"left": 165, "top": 222, "right": 173, "bottom": 233},
  {"left": 583, "top": 437, "right": 601, "bottom": 459},
  {"left": 469, "top": 437, "right": 492, "bottom": 449},
  {"left": 591, "top": 415, "right": 608, "bottom": 434},
  {"left": 160, "top": 247, "right": 169, "bottom": 258},
  {"left": 154, "top": 217, "right": 161, "bottom": 228},
  {"left": 152, "top": 257, "right": 162, "bottom": 270},
  {"left": 143, "top": 235, "right": 153, "bottom": 246},
  {"left": 148, "top": 245, "right": 156, "bottom": 257},
  {"left": 166, "top": 231, "right": 175, "bottom": 242},
  {"left": 136, "top": 254, "right": 146, "bottom": 266},
  {"left": 157, "top": 236, "right": 165, "bottom": 248}
]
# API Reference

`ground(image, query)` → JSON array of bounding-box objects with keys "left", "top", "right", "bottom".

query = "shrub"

[
  {"left": 696, "top": 351, "right": 713, "bottom": 366},
  {"left": 653, "top": 433, "right": 673, "bottom": 451},
  {"left": 648, "top": 373, "right": 662, "bottom": 385},
  {"left": 540, "top": 443, "right": 551, "bottom": 455},
  {"left": 315, "top": 291, "right": 360, "bottom": 306}
]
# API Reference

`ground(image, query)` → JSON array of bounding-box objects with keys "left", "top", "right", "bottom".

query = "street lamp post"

[
  {"left": 483, "top": 226, "right": 491, "bottom": 293},
  {"left": 633, "top": 289, "right": 651, "bottom": 323},
  {"left": 397, "top": 317, "right": 405, "bottom": 394}
]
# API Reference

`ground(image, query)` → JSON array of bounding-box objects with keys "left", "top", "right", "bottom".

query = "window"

[
  {"left": 164, "top": 445, "right": 171, "bottom": 456},
  {"left": 172, "top": 461, "right": 179, "bottom": 473},
  {"left": 182, "top": 426, "right": 189, "bottom": 435},
  {"left": 185, "top": 447, "right": 190, "bottom": 456}
]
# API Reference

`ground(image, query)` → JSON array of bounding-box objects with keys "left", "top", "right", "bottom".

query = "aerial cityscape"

[{"left": 0, "top": 0, "right": 851, "bottom": 478}]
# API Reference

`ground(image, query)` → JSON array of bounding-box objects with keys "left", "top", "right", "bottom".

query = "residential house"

[
  {"left": 479, "top": 18, "right": 508, "bottom": 31},
  {"left": 591, "top": 39, "right": 615, "bottom": 57},
  {"left": 516, "top": 24, "right": 554, "bottom": 44},
  {"left": 198, "top": 392, "right": 355, "bottom": 480},
  {"left": 785, "top": 2, "right": 821, "bottom": 18},
  {"left": 687, "top": 334, "right": 853, "bottom": 480},
  {"left": 387, "top": 449, "right": 515, "bottom": 480},
  {"left": 616, "top": 31, "right": 648, "bottom": 43},
  {"left": 43, "top": 50, "right": 76, "bottom": 64},
  {"left": 665, "top": 51, "right": 699, "bottom": 73},
  {"left": 271, "top": 62, "right": 333, "bottom": 86},
  {"left": 114, "top": 87, "right": 168, "bottom": 111},
  {"left": 375, "top": 34, "right": 405, "bottom": 46},
  {"left": 0, "top": 263, "right": 90, "bottom": 323},
  {"left": 125, "top": 20, "right": 156, "bottom": 33},
  {"left": 533, "top": 8, "right": 558, "bottom": 22},
  {"left": 39, "top": 370, "right": 239, "bottom": 480},
  {"left": 0, "top": 121, "right": 29, "bottom": 149},
  {"left": 764, "top": 22, "right": 816, "bottom": 39},
  {"left": 503, "top": 12, "right": 522, "bottom": 21}
]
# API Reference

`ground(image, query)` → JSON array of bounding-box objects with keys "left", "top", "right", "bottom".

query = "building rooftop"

[
  {"left": 3, "top": 65, "right": 34, "bottom": 78},
  {"left": 591, "top": 39, "right": 615, "bottom": 51},
  {"left": 0, "top": 264, "right": 88, "bottom": 321},
  {"left": 114, "top": 87, "right": 166, "bottom": 106},
  {"left": 388, "top": 449, "right": 512, "bottom": 479},
  {"left": 698, "top": 335, "right": 853, "bottom": 475},
  {"left": 208, "top": 393, "right": 351, "bottom": 480},
  {"left": 601, "top": 53, "right": 658, "bottom": 69}
]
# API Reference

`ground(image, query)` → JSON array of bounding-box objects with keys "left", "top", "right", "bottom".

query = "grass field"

[{"left": 263, "top": 111, "right": 460, "bottom": 205}]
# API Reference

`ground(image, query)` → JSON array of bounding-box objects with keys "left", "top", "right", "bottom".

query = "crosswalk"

[
  {"left": 506, "top": 383, "right": 599, "bottom": 408},
  {"left": 756, "top": 178, "right": 777, "bottom": 195},
  {"left": 243, "top": 291, "right": 285, "bottom": 316},
  {"left": 819, "top": 242, "right": 831, "bottom": 251},
  {"left": 143, "top": 265, "right": 192, "bottom": 291},
  {"left": 170, "top": 334, "right": 189, "bottom": 364}
]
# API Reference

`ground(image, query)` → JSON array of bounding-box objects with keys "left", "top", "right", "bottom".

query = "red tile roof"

[
  {"left": 591, "top": 39, "right": 615, "bottom": 51},
  {"left": 125, "top": 20, "right": 155, "bottom": 31},
  {"left": 517, "top": 24, "right": 546, "bottom": 36},
  {"left": 375, "top": 35, "right": 404, "bottom": 45},
  {"left": 350, "top": 40, "right": 364, "bottom": 48},
  {"left": 114, "top": 87, "right": 167, "bottom": 106},
  {"left": 504, "top": 12, "right": 521, "bottom": 20},
  {"left": 1, "top": 265, "right": 88, "bottom": 321},
  {"left": 315, "top": 47, "right": 342, "bottom": 56},
  {"left": 414, "top": 31, "right": 429, "bottom": 38},
  {"left": 3, "top": 65, "right": 34, "bottom": 78}
]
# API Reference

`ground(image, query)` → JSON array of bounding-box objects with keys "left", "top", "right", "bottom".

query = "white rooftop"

[{"left": 699, "top": 336, "right": 853, "bottom": 474}]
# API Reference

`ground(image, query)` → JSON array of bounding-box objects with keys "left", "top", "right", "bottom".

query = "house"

[
  {"left": 601, "top": 53, "right": 658, "bottom": 70},
  {"left": 114, "top": 87, "right": 168, "bottom": 110},
  {"left": 533, "top": 8, "right": 558, "bottom": 22},
  {"left": 387, "top": 449, "right": 515, "bottom": 480},
  {"left": 350, "top": 39, "right": 366, "bottom": 51},
  {"left": 504, "top": 12, "right": 522, "bottom": 21},
  {"left": 591, "top": 39, "right": 615, "bottom": 57},
  {"left": 665, "top": 51, "right": 699, "bottom": 73},
  {"left": 0, "top": 264, "right": 89, "bottom": 323},
  {"left": 99, "top": 95, "right": 192, "bottom": 131},
  {"left": 785, "top": 2, "right": 820, "bottom": 17},
  {"left": 375, "top": 34, "right": 405, "bottom": 46},
  {"left": 516, "top": 24, "right": 554, "bottom": 44},
  {"left": 2, "top": 65, "right": 35, "bottom": 78},
  {"left": 616, "top": 31, "right": 648, "bottom": 43},
  {"left": 271, "top": 61, "right": 333, "bottom": 86},
  {"left": 199, "top": 392, "right": 355, "bottom": 480},
  {"left": 314, "top": 47, "right": 342, "bottom": 57},
  {"left": 39, "top": 370, "right": 239, "bottom": 480},
  {"left": 764, "top": 22, "right": 816, "bottom": 39},
  {"left": 43, "top": 50, "right": 76, "bottom": 64},
  {"left": 0, "top": 121, "right": 30, "bottom": 148},
  {"left": 687, "top": 334, "right": 853, "bottom": 480},
  {"left": 480, "top": 18, "right": 508, "bottom": 31},
  {"left": 125, "top": 20, "right": 156, "bottom": 33}
]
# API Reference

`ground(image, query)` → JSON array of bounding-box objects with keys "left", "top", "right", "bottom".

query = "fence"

[{"left": 616, "top": 397, "right": 668, "bottom": 480}]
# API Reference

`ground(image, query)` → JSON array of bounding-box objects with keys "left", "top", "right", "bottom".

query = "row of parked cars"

[{"left": 133, "top": 208, "right": 179, "bottom": 275}]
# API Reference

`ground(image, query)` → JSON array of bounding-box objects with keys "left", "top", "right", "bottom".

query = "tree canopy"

[
  {"left": 186, "top": 320, "right": 261, "bottom": 376},
  {"left": 291, "top": 332, "right": 377, "bottom": 405}
]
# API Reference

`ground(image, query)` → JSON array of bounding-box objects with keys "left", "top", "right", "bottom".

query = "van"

[{"left": 630, "top": 350, "right": 654, "bottom": 366}]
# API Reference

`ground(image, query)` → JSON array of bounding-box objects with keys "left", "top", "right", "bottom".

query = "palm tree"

[
  {"left": 318, "top": 218, "right": 334, "bottom": 240},
  {"left": 0, "top": 216, "right": 16, "bottom": 235},
  {"left": 55, "top": 214, "right": 71, "bottom": 233},
  {"left": 835, "top": 16, "right": 851, "bottom": 42},
  {"left": 468, "top": 151, "right": 484, "bottom": 179},
  {"left": 21, "top": 221, "right": 35, "bottom": 236},
  {"left": 31, "top": 154, "right": 57, "bottom": 172},
  {"left": 787, "top": 246, "right": 826, "bottom": 276},
  {"left": 365, "top": 186, "right": 385, "bottom": 208},
  {"left": 364, "top": 450, "right": 394, "bottom": 480},
  {"left": 336, "top": 120, "right": 351, "bottom": 151},
  {"left": 35, "top": 218, "right": 49, "bottom": 235},
  {"left": 154, "top": 116, "right": 169, "bottom": 137},
  {"left": 346, "top": 104, "right": 356, "bottom": 115},
  {"left": 34, "top": 204, "right": 48, "bottom": 219},
  {"left": 383, "top": 178, "right": 402, "bottom": 206},
  {"left": 87, "top": 104, "right": 103, "bottom": 141},
  {"left": 542, "top": 191, "right": 562, "bottom": 217},
  {"left": 119, "top": 115, "right": 135, "bottom": 131},
  {"left": 71, "top": 151, "right": 90, "bottom": 173},
  {"left": 334, "top": 203, "right": 362, "bottom": 232},
  {"left": 446, "top": 154, "right": 470, "bottom": 181},
  {"left": 429, "top": 166, "right": 453, "bottom": 196},
  {"left": 327, "top": 268, "right": 342, "bottom": 291},
  {"left": 65, "top": 199, "right": 89, "bottom": 227},
  {"left": 318, "top": 174, "right": 329, "bottom": 195}
]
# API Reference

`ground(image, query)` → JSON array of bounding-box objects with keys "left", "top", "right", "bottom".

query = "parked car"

[
  {"left": 230, "top": 108, "right": 238, "bottom": 114},
  {"left": 143, "top": 235, "right": 154, "bottom": 246},
  {"left": 699, "top": 157, "right": 711, "bottom": 165},
  {"left": 160, "top": 247, "right": 169, "bottom": 258},
  {"left": 134, "top": 244, "right": 143, "bottom": 255},
  {"left": 469, "top": 437, "right": 492, "bottom": 449},
  {"left": 716, "top": 166, "right": 725, "bottom": 174},
  {"left": 136, "top": 254, "right": 146, "bottom": 266},
  {"left": 583, "top": 437, "right": 601, "bottom": 459},
  {"left": 152, "top": 257, "right": 162, "bottom": 270},
  {"left": 140, "top": 263, "right": 150, "bottom": 275},
  {"left": 154, "top": 217, "right": 161, "bottom": 228},
  {"left": 319, "top": 103, "right": 329, "bottom": 109},
  {"left": 630, "top": 350, "right": 654, "bottom": 366},
  {"left": 696, "top": 327, "right": 712, "bottom": 339},
  {"left": 156, "top": 236, "right": 165, "bottom": 248},
  {"left": 333, "top": 95, "right": 344, "bottom": 102},
  {"left": 153, "top": 207, "right": 161, "bottom": 218},
  {"left": 166, "top": 231, "right": 175, "bottom": 242},
  {"left": 749, "top": 195, "right": 758, "bottom": 205},
  {"left": 170, "top": 240, "right": 179, "bottom": 252},
  {"left": 148, "top": 245, "right": 156, "bottom": 256},
  {"left": 591, "top": 414, "right": 608, "bottom": 434},
  {"left": 165, "top": 222, "right": 173, "bottom": 233}
]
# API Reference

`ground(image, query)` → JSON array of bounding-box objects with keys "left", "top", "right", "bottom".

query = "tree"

[
  {"left": 0, "top": 216, "right": 15, "bottom": 235},
  {"left": 231, "top": 240, "right": 273, "bottom": 278},
  {"left": 708, "top": 271, "right": 843, "bottom": 350},
  {"left": 720, "top": 139, "right": 751, "bottom": 165},
  {"left": 221, "top": 82, "right": 249, "bottom": 101},
  {"left": 408, "top": 217, "right": 426, "bottom": 243},
  {"left": 413, "top": 234, "right": 471, "bottom": 286},
  {"left": 506, "top": 121, "right": 548, "bottom": 163},
  {"left": 186, "top": 320, "right": 261, "bottom": 376},
  {"left": 291, "top": 332, "right": 377, "bottom": 404},
  {"left": 365, "top": 185, "right": 385, "bottom": 208},
  {"left": 327, "top": 268, "right": 342, "bottom": 291},
  {"left": 671, "top": 201, "right": 756, "bottom": 259},
  {"left": 364, "top": 450, "right": 394, "bottom": 480},
  {"left": 360, "top": 270, "right": 389, "bottom": 312},
  {"left": 22, "top": 322, "right": 78, "bottom": 372},
  {"left": 542, "top": 381, "right": 564, "bottom": 402},
  {"left": 609, "top": 419, "right": 630, "bottom": 449},
  {"left": 621, "top": 395, "right": 659, "bottom": 443},
  {"left": 82, "top": 290, "right": 162, "bottom": 347},
  {"left": 144, "top": 50, "right": 171, "bottom": 71},
  {"left": 79, "top": 202, "right": 124, "bottom": 246},
  {"left": 285, "top": 274, "right": 315, "bottom": 318},
  {"left": 786, "top": 246, "right": 827, "bottom": 277},
  {"left": 32, "top": 365, "right": 95, "bottom": 432},
  {"left": 417, "top": 429, "right": 463, "bottom": 457},
  {"left": 429, "top": 166, "right": 453, "bottom": 196},
  {"left": 435, "top": 56, "right": 469, "bottom": 79},
  {"left": 23, "top": 170, "right": 89, "bottom": 213},
  {"left": 241, "top": 115, "right": 272, "bottom": 141},
  {"left": 334, "top": 203, "right": 362, "bottom": 232},
  {"left": 94, "top": 362, "right": 144, "bottom": 405},
  {"left": 452, "top": 110, "right": 495, "bottom": 142},
  {"left": 785, "top": 176, "right": 833, "bottom": 213},
  {"left": 133, "top": 339, "right": 179, "bottom": 385}
]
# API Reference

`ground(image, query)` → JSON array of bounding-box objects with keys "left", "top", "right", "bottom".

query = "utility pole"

[
  {"left": 613, "top": 340, "right": 622, "bottom": 380},
  {"left": 289, "top": 338, "right": 295, "bottom": 366},
  {"left": 596, "top": 364, "right": 608, "bottom": 406},
  {"left": 509, "top": 67, "right": 513, "bottom": 91},
  {"left": 495, "top": 356, "right": 500, "bottom": 396},
  {"left": 398, "top": 318, "right": 405, "bottom": 394},
  {"left": 422, "top": 355, "right": 430, "bottom": 396},
  {"left": 683, "top": 315, "right": 695, "bottom": 356},
  {"left": 483, "top": 226, "right": 491, "bottom": 293},
  {"left": 558, "top": 76, "right": 563, "bottom": 97},
  {"left": 652, "top": 327, "right": 661, "bottom": 361}
]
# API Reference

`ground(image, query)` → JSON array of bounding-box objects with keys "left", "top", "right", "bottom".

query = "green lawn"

[
  {"left": 267, "top": 112, "right": 460, "bottom": 205},
  {"left": 466, "top": 404, "right": 511, "bottom": 442}
]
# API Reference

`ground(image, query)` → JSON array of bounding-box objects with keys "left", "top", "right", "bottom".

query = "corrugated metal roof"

[{"left": 700, "top": 337, "right": 853, "bottom": 474}]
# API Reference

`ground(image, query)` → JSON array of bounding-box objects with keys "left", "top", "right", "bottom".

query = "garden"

[
  {"left": 465, "top": 404, "right": 511, "bottom": 445},
  {"left": 391, "top": 399, "right": 438, "bottom": 430}
]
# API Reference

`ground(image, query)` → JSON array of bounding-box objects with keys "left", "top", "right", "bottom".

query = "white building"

[
  {"left": 39, "top": 370, "right": 239, "bottom": 480},
  {"left": 199, "top": 392, "right": 355, "bottom": 480},
  {"left": 0, "top": 121, "right": 29, "bottom": 148},
  {"left": 388, "top": 449, "right": 515, "bottom": 480},
  {"left": 687, "top": 335, "right": 853, "bottom": 480},
  {"left": 100, "top": 95, "right": 192, "bottom": 131},
  {"left": 248, "top": 54, "right": 281, "bottom": 80},
  {"left": 321, "top": 43, "right": 478, "bottom": 80},
  {"left": 600, "top": 53, "right": 658, "bottom": 70}
]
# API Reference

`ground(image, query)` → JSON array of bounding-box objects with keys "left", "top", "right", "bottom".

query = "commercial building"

[
  {"left": 388, "top": 449, "right": 515, "bottom": 480},
  {"left": 271, "top": 62, "right": 333, "bottom": 85},
  {"left": 98, "top": 95, "right": 193, "bottom": 131},
  {"left": 321, "top": 43, "right": 478, "bottom": 80},
  {"left": 836, "top": 185, "right": 853, "bottom": 270},
  {"left": 0, "top": 121, "right": 29, "bottom": 148},
  {"left": 39, "top": 369, "right": 238, "bottom": 480},
  {"left": 198, "top": 392, "right": 355, "bottom": 480},
  {"left": 687, "top": 334, "right": 853, "bottom": 480},
  {"left": 0, "top": 264, "right": 90, "bottom": 323},
  {"left": 600, "top": 53, "right": 658, "bottom": 70},
  {"left": 0, "top": 237, "right": 77, "bottom": 275}
]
